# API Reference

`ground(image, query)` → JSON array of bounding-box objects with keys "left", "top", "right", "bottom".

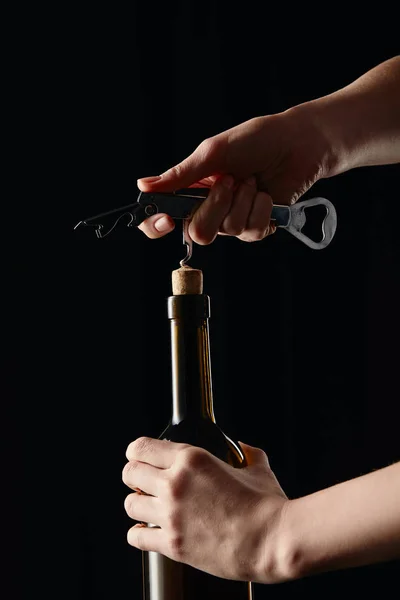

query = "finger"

[
  {"left": 137, "top": 213, "right": 175, "bottom": 239},
  {"left": 122, "top": 460, "right": 164, "bottom": 496},
  {"left": 220, "top": 176, "right": 256, "bottom": 236},
  {"left": 237, "top": 191, "right": 273, "bottom": 242},
  {"left": 189, "top": 175, "right": 234, "bottom": 245},
  {"left": 137, "top": 137, "right": 225, "bottom": 193},
  {"left": 124, "top": 493, "right": 160, "bottom": 524},
  {"left": 189, "top": 175, "right": 219, "bottom": 189},
  {"left": 126, "top": 437, "right": 187, "bottom": 469},
  {"left": 127, "top": 523, "right": 167, "bottom": 554},
  {"left": 238, "top": 441, "right": 270, "bottom": 468}
]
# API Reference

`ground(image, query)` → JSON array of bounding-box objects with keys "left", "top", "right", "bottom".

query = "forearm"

[
  {"left": 273, "top": 461, "right": 400, "bottom": 582},
  {"left": 292, "top": 56, "right": 400, "bottom": 176}
]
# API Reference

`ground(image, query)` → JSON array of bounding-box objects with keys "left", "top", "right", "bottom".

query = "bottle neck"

[{"left": 167, "top": 295, "right": 215, "bottom": 424}]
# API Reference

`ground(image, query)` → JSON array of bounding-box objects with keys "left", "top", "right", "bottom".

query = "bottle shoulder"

[{"left": 159, "top": 418, "right": 246, "bottom": 468}]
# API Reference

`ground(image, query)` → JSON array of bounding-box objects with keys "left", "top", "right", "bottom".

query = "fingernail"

[
  {"left": 221, "top": 175, "right": 234, "bottom": 190},
  {"left": 245, "top": 176, "right": 256, "bottom": 186},
  {"left": 138, "top": 175, "right": 162, "bottom": 183},
  {"left": 154, "top": 216, "right": 174, "bottom": 233}
]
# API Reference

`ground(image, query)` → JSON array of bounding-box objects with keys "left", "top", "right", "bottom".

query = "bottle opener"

[{"left": 74, "top": 188, "right": 337, "bottom": 263}]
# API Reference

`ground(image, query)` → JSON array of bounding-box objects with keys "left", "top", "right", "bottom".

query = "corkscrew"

[{"left": 74, "top": 188, "right": 337, "bottom": 259}]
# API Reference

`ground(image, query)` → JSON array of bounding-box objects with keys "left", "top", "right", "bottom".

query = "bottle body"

[{"left": 142, "top": 294, "right": 253, "bottom": 600}]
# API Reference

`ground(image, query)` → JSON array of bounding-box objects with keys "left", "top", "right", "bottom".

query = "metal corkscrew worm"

[
  {"left": 74, "top": 188, "right": 338, "bottom": 262},
  {"left": 180, "top": 219, "right": 193, "bottom": 267}
]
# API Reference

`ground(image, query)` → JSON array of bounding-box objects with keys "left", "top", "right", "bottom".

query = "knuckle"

[
  {"left": 197, "top": 137, "right": 216, "bottom": 159},
  {"left": 168, "top": 163, "right": 185, "bottom": 179},
  {"left": 127, "top": 436, "right": 152, "bottom": 458},
  {"left": 122, "top": 460, "right": 138, "bottom": 483},
  {"left": 189, "top": 228, "right": 212, "bottom": 246},
  {"left": 165, "top": 506, "right": 181, "bottom": 531},
  {"left": 168, "top": 533, "right": 185, "bottom": 561},
  {"left": 189, "top": 220, "right": 214, "bottom": 246},
  {"left": 258, "top": 190, "right": 272, "bottom": 206},
  {"left": 124, "top": 493, "right": 136, "bottom": 516},
  {"left": 182, "top": 446, "right": 206, "bottom": 468},
  {"left": 248, "top": 116, "right": 265, "bottom": 129},
  {"left": 166, "top": 447, "right": 206, "bottom": 499},
  {"left": 255, "top": 446, "right": 267, "bottom": 458},
  {"left": 222, "top": 217, "right": 244, "bottom": 237},
  {"left": 167, "top": 471, "right": 187, "bottom": 500},
  {"left": 254, "top": 446, "right": 270, "bottom": 464},
  {"left": 261, "top": 450, "right": 271, "bottom": 468}
]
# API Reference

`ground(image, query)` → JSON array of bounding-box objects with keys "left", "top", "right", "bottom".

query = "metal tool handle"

[
  {"left": 74, "top": 191, "right": 337, "bottom": 249},
  {"left": 271, "top": 197, "right": 337, "bottom": 250}
]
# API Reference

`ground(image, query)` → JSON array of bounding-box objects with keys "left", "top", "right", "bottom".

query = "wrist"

[
  {"left": 277, "top": 100, "right": 340, "bottom": 185},
  {"left": 255, "top": 498, "right": 305, "bottom": 584},
  {"left": 304, "top": 93, "right": 367, "bottom": 176},
  {"left": 285, "top": 99, "right": 348, "bottom": 179},
  {"left": 271, "top": 497, "right": 312, "bottom": 582}
]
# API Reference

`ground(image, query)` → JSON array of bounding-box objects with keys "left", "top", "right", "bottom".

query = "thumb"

[
  {"left": 137, "top": 139, "right": 222, "bottom": 193},
  {"left": 238, "top": 441, "right": 270, "bottom": 468}
]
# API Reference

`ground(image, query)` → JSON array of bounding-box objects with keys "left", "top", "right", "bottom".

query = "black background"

[{"left": 14, "top": 4, "right": 400, "bottom": 599}]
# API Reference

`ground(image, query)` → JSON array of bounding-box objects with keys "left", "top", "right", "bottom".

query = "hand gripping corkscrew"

[{"left": 74, "top": 188, "right": 337, "bottom": 264}]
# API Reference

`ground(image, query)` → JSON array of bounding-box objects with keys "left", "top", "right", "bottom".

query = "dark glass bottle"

[{"left": 142, "top": 292, "right": 253, "bottom": 599}]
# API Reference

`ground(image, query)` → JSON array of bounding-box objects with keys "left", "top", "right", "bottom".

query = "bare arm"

[
  {"left": 274, "top": 461, "right": 400, "bottom": 581},
  {"left": 299, "top": 55, "right": 400, "bottom": 176}
]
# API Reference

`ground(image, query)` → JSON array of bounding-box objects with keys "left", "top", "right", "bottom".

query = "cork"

[{"left": 172, "top": 265, "right": 203, "bottom": 295}]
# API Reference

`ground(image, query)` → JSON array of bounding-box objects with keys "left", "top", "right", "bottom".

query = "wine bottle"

[{"left": 142, "top": 266, "right": 253, "bottom": 600}]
